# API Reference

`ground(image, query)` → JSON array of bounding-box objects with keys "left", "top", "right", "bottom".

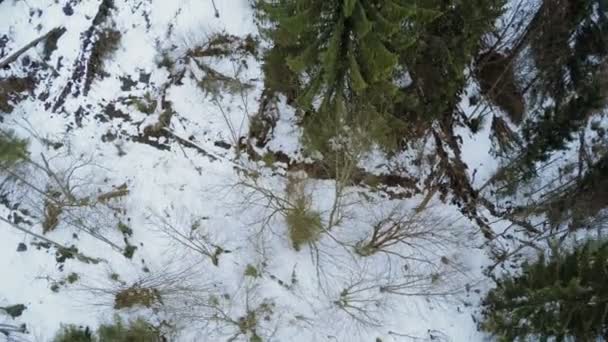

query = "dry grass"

[
  {"left": 286, "top": 197, "right": 323, "bottom": 251},
  {"left": 114, "top": 286, "right": 161, "bottom": 309},
  {"left": 42, "top": 199, "right": 63, "bottom": 233}
]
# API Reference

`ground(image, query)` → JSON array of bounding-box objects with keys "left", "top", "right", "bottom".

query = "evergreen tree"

[
  {"left": 257, "top": 0, "right": 503, "bottom": 150},
  {"left": 259, "top": 0, "right": 422, "bottom": 105},
  {"left": 257, "top": 0, "right": 441, "bottom": 150},
  {"left": 481, "top": 240, "right": 608, "bottom": 341},
  {"left": 401, "top": 0, "right": 504, "bottom": 124},
  {"left": 520, "top": 0, "right": 608, "bottom": 168},
  {"left": 488, "top": 0, "right": 607, "bottom": 184}
]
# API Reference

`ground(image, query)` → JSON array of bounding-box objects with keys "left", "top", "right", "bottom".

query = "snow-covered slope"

[{"left": 0, "top": 1, "right": 502, "bottom": 341}]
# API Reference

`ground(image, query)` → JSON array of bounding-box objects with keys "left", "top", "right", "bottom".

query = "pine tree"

[
  {"left": 257, "top": 0, "right": 444, "bottom": 150},
  {"left": 260, "top": 0, "right": 421, "bottom": 105},
  {"left": 402, "top": 0, "right": 504, "bottom": 123},
  {"left": 492, "top": 1, "right": 607, "bottom": 181},
  {"left": 481, "top": 240, "right": 608, "bottom": 341},
  {"left": 257, "top": 0, "right": 504, "bottom": 150}
]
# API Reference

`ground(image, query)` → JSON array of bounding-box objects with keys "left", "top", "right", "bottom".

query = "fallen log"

[{"left": 0, "top": 27, "right": 65, "bottom": 69}]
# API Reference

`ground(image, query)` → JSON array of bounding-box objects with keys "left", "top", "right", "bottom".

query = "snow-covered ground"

[{"left": 0, "top": 1, "right": 535, "bottom": 341}]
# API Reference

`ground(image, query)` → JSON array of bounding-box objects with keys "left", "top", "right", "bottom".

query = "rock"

[
  {"left": 63, "top": 4, "right": 74, "bottom": 16},
  {"left": 16, "top": 243, "right": 27, "bottom": 252}
]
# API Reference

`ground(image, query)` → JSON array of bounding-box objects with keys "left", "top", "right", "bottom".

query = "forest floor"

[{"left": 0, "top": 0, "right": 585, "bottom": 341}]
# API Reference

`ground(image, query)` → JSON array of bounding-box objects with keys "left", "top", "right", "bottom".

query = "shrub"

[
  {"left": 97, "top": 317, "right": 163, "bottom": 342},
  {"left": 53, "top": 325, "right": 93, "bottom": 342},
  {"left": 114, "top": 286, "right": 161, "bottom": 309},
  {"left": 130, "top": 92, "right": 157, "bottom": 114},
  {"left": 0, "top": 130, "right": 28, "bottom": 166},
  {"left": 66, "top": 272, "right": 80, "bottom": 284},
  {"left": 283, "top": 175, "right": 323, "bottom": 251},
  {"left": 244, "top": 264, "right": 260, "bottom": 278},
  {"left": 52, "top": 317, "right": 163, "bottom": 342},
  {"left": 286, "top": 197, "right": 322, "bottom": 251}
]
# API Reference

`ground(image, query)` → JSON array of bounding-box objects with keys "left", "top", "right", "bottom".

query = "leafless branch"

[{"left": 148, "top": 208, "right": 228, "bottom": 266}]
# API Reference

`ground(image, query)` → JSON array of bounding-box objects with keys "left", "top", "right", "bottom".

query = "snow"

[
  {"left": 0, "top": 1, "right": 513, "bottom": 341},
  {"left": 456, "top": 82, "right": 500, "bottom": 188}
]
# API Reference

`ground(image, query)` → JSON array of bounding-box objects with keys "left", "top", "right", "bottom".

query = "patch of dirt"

[
  {"left": 119, "top": 75, "right": 137, "bottom": 91},
  {"left": 53, "top": 0, "right": 116, "bottom": 112},
  {"left": 247, "top": 148, "right": 420, "bottom": 198},
  {"left": 83, "top": 28, "right": 122, "bottom": 95},
  {"left": 104, "top": 102, "right": 131, "bottom": 121},
  {"left": 0, "top": 76, "right": 35, "bottom": 113}
]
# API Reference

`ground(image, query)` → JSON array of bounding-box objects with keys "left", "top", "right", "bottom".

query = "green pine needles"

[
  {"left": 262, "top": 0, "right": 417, "bottom": 104},
  {"left": 53, "top": 316, "right": 164, "bottom": 342},
  {"left": 257, "top": 0, "right": 435, "bottom": 150},
  {"left": 481, "top": 240, "right": 608, "bottom": 341},
  {"left": 0, "top": 130, "right": 28, "bottom": 167},
  {"left": 257, "top": 0, "right": 503, "bottom": 151}
]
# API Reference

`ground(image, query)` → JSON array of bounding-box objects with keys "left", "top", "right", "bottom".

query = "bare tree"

[
  {"left": 235, "top": 169, "right": 355, "bottom": 257},
  {"left": 354, "top": 205, "right": 467, "bottom": 260},
  {"left": 148, "top": 207, "right": 228, "bottom": 266},
  {"left": 153, "top": 272, "right": 287, "bottom": 342},
  {"left": 0, "top": 134, "right": 131, "bottom": 254},
  {"left": 12, "top": 165, "right": 123, "bottom": 250},
  {"left": 331, "top": 274, "right": 388, "bottom": 329},
  {"left": 379, "top": 264, "right": 470, "bottom": 298},
  {"left": 163, "top": 31, "right": 258, "bottom": 159},
  {"left": 80, "top": 262, "right": 215, "bottom": 313}
]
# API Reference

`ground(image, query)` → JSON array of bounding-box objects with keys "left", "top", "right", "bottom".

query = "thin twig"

[{"left": 0, "top": 215, "right": 104, "bottom": 263}]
